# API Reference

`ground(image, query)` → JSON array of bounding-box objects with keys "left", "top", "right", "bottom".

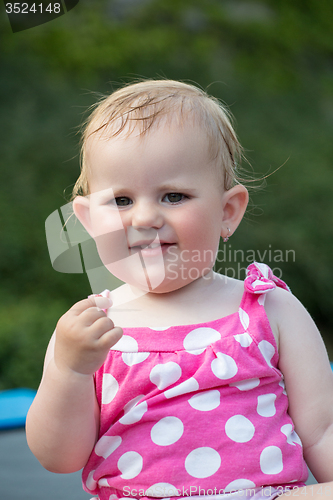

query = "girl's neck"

[
  {"left": 109, "top": 268, "right": 217, "bottom": 307},
  {"left": 108, "top": 270, "right": 243, "bottom": 328}
]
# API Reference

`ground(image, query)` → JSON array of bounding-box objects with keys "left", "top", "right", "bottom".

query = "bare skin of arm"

[
  {"left": 26, "top": 295, "right": 123, "bottom": 473},
  {"left": 265, "top": 288, "right": 333, "bottom": 498}
]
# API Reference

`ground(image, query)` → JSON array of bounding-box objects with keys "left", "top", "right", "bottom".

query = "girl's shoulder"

[
  {"left": 263, "top": 278, "right": 333, "bottom": 453},
  {"left": 263, "top": 284, "right": 296, "bottom": 348}
]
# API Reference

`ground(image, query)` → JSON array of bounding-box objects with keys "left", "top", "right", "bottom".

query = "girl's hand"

[{"left": 54, "top": 295, "right": 123, "bottom": 376}]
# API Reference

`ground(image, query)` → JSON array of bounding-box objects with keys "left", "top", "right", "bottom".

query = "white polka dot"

[
  {"left": 281, "top": 424, "right": 294, "bottom": 445},
  {"left": 234, "top": 332, "right": 252, "bottom": 347},
  {"left": 256, "top": 262, "right": 269, "bottom": 278},
  {"left": 86, "top": 469, "right": 97, "bottom": 491},
  {"left": 183, "top": 327, "right": 221, "bottom": 354},
  {"left": 258, "top": 340, "right": 275, "bottom": 368},
  {"left": 95, "top": 435, "right": 122, "bottom": 458},
  {"left": 111, "top": 335, "right": 138, "bottom": 352},
  {"left": 252, "top": 279, "right": 266, "bottom": 290},
  {"left": 279, "top": 378, "right": 287, "bottom": 395},
  {"left": 122, "top": 394, "right": 144, "bottom": 413},
  {"left": 108, "top": 495, "right": 118, "bottom": 500},
  {"left": 230, "top": 378, "right": 260, "bottom": 391},
  {"left": 224, "top": 479, "right": 256, "bottom": 492},
  {"left": 120, "top": 400, "right": 148, "bottom": 425},
  {"left": 292, "top": 432, "right": 302, "bottom": 446},
  {"left": 187, "top": 349, "right": 206, "bottom": 355},
  {"left": 258, "top": 294, "right": 266, "bottom": 306},
  {"left": 164, "top": 377, "right": 199, "bottom": 399},
  {"left": 185, "top": 447, "right": 221, "bottom": 478},
  {"left": 257, "top": 393, "right": 277, "bottom": 417},
  {"left": 151, "top": 416, "right": 184, "bottom": 446},
  {"left": 239, "top": 308, "right": 250, "bottom": 330},
  {"left": 225, "top": 415, "right": 255, "bottom": 443},
  {"left": 281, "top": 424, "right": 302, "bottom": 446},
  {"left": 260, "top": 446, "right": 283, "bottom": 474},
  {"left": 149, "top": 326, "right": 171, "bottom": 331},
  {"left": 150, "top": 362, "right": 182, "bottom": 390},
  {"left": 110, "top": 335, "right": 150, "bottom": 365},
  {"left": 98, "top": 478, "right": 110, "bottom": 487},
  {"left": 102, "top": 373, "right": 119, "bottom": 405},
  {"left": 118, "top": 451, "right": 143, "bottom": 479},
  {"left": 122, "top": 352, "right": 150, "bottom": 366},
  {"left": 211, "top": 352, "right": 238, "bottom": 380},
  {"left": 188, "top": 390, "right": 220, "bottom": 411},
  {"left": 146, "top": 483, "right": 179, "bottom": 497}
]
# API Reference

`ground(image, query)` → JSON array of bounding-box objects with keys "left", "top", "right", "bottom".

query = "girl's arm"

[
  {"left": 26, "top": 296, "right": 123, "bottom": 474},
  {"left": 266, "top": 287, "right": 333, "bottom": 483}
]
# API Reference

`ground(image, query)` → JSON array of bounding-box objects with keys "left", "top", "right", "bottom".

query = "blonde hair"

[{"left": 73, "top": 79, "right": 244, "bottom": 198}]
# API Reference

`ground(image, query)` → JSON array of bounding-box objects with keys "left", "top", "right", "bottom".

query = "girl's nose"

[{"left": 131, "top": 200, "right": 164, "bottom": 229}]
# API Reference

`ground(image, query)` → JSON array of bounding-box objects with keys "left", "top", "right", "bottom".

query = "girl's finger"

[
  {"left": 98, "top": 326, "right": 123, "bottom": 348},
  {"left": 70, "top": 296, "right": 112, "bottom": 316}
]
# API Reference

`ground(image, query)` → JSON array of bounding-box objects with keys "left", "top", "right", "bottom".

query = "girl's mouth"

[{"left": 129, "top": 242, "right": 175, "bottom": 257}]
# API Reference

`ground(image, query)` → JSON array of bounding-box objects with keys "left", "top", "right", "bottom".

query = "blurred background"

[{"left": 1, "top": 0, "right": 333, "bottom": 392}]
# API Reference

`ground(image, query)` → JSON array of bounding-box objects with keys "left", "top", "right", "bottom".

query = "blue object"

[{"left": 0, "top": 388, "right": 36, "bottom": 430}]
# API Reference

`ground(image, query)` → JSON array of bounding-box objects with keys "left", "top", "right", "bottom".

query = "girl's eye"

[
  {"left": 164, "top": 193, "right": 185, "bottom": 203},
  {"left": 115, "top": 197, "right": 132, "bottom": 206}
]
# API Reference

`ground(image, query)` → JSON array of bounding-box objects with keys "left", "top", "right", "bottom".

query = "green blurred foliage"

[
  {"left": 0, "top": 298, "right": 66, "bottom": 390},
  {"left": 0, "top": 0, "right": 333, "bottom": 389}
]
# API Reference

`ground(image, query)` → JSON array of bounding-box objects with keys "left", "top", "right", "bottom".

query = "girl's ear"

[
  {"left": 72, "top": 196, "right": 94, "bottom": 237},
  {"left": 221, "top": 185, "right": 249, "bottom": 239}
]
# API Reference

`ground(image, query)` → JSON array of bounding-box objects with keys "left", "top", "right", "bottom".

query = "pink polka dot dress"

[{"left": 82, "top": 263, "right": 308, "bottom": 500}]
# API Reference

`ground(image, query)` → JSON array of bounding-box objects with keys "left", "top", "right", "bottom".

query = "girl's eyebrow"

[
  {"left": 95, "top": 184, "right": 199, "bottom": 197},
  {"left": 112, "top": 184, "right": 196, "bottom": 193},
  {"left": 158, "top": 183, "right": 196, "bottom": 192}
]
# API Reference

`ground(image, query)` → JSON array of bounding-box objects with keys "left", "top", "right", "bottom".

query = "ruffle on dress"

[{"left": 244, "top": 262, "right": 291, "bottom": 295}]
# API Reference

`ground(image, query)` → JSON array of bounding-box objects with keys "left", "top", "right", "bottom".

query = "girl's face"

[{"left": 74, "top": 121, "right": 247, "bottom": 293}]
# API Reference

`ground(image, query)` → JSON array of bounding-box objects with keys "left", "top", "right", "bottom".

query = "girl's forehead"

[
  {"left": 85, "top": 122, "right": 224, "bottom": 194},
  {"left": 85, "top": 119, "right": 210, "bottom": 164}
]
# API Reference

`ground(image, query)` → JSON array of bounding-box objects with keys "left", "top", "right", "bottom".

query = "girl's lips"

[{"left": 129, "top": 243, "right": 175, "bottom": 258}]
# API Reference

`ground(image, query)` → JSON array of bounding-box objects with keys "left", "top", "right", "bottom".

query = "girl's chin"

[{"left": 105, "top": 260, "right": 212, "bottom": 295}]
